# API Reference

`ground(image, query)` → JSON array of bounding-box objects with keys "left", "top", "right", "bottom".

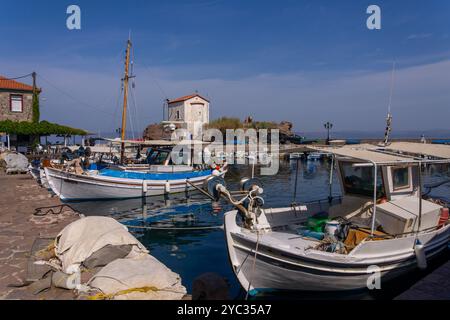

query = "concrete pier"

[{"left": 0, "top": 172, "right": 79, "bottom": 299}]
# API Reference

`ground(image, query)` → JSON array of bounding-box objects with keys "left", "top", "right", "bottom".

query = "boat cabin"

[
  {"left": 322, "top": 143, "right": 449, "bottom": 236},
  {"left": 336, "top": 158, "right": 419, "bottom": 201},
  {"left": 103, "top": 139, "right": 215, "bottom": 173}
]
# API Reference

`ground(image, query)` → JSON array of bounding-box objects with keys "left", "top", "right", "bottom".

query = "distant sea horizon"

[
  {"left": 81, "top": 129, "right": 450, "bottom": 141},
  {"left": 296, "top": 129, "right": 450, "bottom": 140}
]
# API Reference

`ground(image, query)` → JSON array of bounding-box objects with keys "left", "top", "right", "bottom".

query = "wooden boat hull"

[
  {"left": 224, "top": 210, "right": 450, "bottom": 294},
  {"left": 45, "top": 167, "right": 225, "bottom": 201}
]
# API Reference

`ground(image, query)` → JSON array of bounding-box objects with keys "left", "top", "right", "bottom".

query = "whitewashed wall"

[{"left": 168, "top": 96, "right": 209, "bottom": 139}]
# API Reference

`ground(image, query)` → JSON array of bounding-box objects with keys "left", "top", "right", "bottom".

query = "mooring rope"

[
  {"left": 33, "top": 204, "right": 80, "bottom": 216},
  {"left": 245, "top": 230, "right": 262, "bottom": 300}
]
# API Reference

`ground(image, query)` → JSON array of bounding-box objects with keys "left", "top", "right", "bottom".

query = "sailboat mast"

[
  {"left": 383, "top": 61, "right": 396, "bottom": 146},
  {"left": 120, "top": 39, "right": 132, "bottom": 163}
]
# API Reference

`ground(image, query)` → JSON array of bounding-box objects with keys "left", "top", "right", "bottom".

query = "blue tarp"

[
  {"left": 88, "top": 163, "right": 108, "bottom": 171},
  {"left": 345, "top": 139, "right": 361, "bottom": 145},
  {"left": 432, "top": 139, "right": 450, "bottom": 145},
  {"left": 98, "top": 168, "right": 212, "bottom": 180}
]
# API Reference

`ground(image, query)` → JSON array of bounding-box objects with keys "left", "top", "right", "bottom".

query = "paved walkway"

[{"left": 0, "top": 172, "right": 79, "bottom": 299}]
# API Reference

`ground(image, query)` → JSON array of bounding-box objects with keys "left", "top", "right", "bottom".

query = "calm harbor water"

[{"left": 69, "top": 159, "right": 450, "bottom": 299}]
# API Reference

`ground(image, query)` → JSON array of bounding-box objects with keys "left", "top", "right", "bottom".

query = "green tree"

[
  {"left": 32, "top": 91, "right": 40, "bottom": 123},
  {"left": 206, "top": 117, "right": 243, "bottom": 134}
]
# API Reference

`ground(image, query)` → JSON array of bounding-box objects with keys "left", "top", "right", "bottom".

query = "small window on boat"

[
  {"left": 146, "top": 150, "right": 170, "bottom": 165},
  {"left": 154, "top": 151, "right": 170, "bottom": 165},
  {"left": 340, "top": 162, "right": 385, "bottom": 198},
  {"left": 392, "top": 167, "right": 410, "bottom": 190}
]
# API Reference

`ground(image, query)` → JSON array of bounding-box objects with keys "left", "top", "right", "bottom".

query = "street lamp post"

[{"left": 324, "top": 122, "right": 333, "bottom": 145}]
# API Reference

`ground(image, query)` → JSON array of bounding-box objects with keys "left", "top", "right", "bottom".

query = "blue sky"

[{"left": 1, "top": 0, "right": 449, "bottom": 136}]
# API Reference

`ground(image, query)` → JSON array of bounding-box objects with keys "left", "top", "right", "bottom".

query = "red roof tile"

[
  {"left": 168, "top": 93, "right": 209, "bottom": 104},
  {"left": 0, "top": 75, "right": 36, "bottom": 92}
]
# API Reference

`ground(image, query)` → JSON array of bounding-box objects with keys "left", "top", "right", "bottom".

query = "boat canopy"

[
  {"left": 98, "top": 168, "right": 212, "bottom": 180},
  {"left": 384, "top": 142, "right": 450, "bottom": 159},
  {"left": 102, "top": 138, "right": 213, "bottom": 146},
  {"left": 309, "top": 142, "right": 450, "bottom": 165}
]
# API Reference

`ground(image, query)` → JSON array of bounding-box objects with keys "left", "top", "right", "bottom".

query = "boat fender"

[
  {"left": 142, "top": 180, "right": 148, "bottom": 194},
  {"left": 248, "top": 289, "right": 259, "bottom": 297},
  {"left": 165, "top": 181, "right": 171, "bottom": 193},
  {"left": 439, "top": 208, "right": 449, "bottom": 227},
  {"left": 414, "top": 239, "right": 427, "bottom": 270},
  {"left": 192, "top": 273, "right": 230, "bottom": 300}
]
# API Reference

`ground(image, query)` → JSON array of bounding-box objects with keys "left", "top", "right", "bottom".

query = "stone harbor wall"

[{"left": 0, "top": 172, "right": 79, "bottom": 299}]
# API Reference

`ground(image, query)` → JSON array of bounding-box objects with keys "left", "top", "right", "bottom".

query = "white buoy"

[
  {"left": 414, "top": 239, "right": 427, "bottom": 270},
  {"left": 142, "top": 180, "right": 148, "bottom": 195},
  {"left": 165, "top": 181, "right": 171, "bottom": 194}
]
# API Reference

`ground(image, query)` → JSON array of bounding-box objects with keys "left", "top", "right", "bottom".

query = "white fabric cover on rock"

[
  {"left": 55, "top": 216, "right": 148, "bottom": 273},
  {"left": 88, "top": 256, "right": 187, "bottom": 300},
  {"left": 4, "top": 152, "right": 28, "bottom": 172}
]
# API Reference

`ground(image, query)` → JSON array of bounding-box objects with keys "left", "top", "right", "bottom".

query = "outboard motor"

[
  {"left": 76, "top": 146, "right": 85, "bottom": 157},
  {"left": 203, "top": 176, "right": 264, "bottom": 228}
]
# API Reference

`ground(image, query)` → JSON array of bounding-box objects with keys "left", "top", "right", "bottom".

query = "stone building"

[
  {"left": 166, "top": 93, "right": 210, "bottom": 139},
  {"left": 0, "top": 75, "right": 37, "bottom": 122},
  {"left": 0, "top": 75, "right": 40, "bottom": 150}
]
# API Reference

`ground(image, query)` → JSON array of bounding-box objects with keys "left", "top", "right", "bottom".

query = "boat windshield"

[
  {"left": 340, "top": 162, "right": 385, "bottom": 198},
  {"left": 145, "top": 148, "right": 171, "bottom": 165}
]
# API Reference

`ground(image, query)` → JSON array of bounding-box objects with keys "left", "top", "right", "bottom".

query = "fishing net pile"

[
  {"left": 0, "top": 151, "right": 29, "bottom": 173},
  {"left": 31, "top": 216, "right": 186, "bottom": 300}
]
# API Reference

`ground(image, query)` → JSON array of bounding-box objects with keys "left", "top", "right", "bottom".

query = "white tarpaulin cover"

[
  {"left": 3, "top": 152, "right": 29, "bottom": 172},
  {"left": 88, "top": 256, "right": 187, "bottom": 300},
  {"left": 55, "top": 216, "right": 148, "bottom": 273}
]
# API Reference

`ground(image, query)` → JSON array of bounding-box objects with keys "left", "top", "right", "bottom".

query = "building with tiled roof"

[
  {"left": 0, "top": 75, "right": 39, "bottom": 123},
  {"left": 166, "top": 93, "right": 210, "bottom": 139},
  {"left": 167, "top": 93, "right": 210, "bottom": 104}
]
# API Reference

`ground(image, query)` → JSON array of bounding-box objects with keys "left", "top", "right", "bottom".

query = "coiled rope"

[
  {"left": 87, "top": 286, "right": 185, "bottom": 300},
  {"left": 33, "top": 204, "right": 80, "bottom": 216}
]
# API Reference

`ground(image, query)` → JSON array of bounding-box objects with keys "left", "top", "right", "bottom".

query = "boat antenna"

[
  {"left": 120, "top": 36, "right": 132, "bottom": 163},
  {"left": 383, "top": 61, "right": 396, "bottom": 146}
]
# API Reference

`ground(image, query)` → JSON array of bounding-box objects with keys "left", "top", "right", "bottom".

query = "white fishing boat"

[
  {"left": 39, "top": 167, "right": 50, "bottom": 189},
  {"left": 45, "top": 142, "right": 228, "bottom": 201},
  {"left": 213, "top": 142, "right": 450, "bottom": 295},
  {"left": 28, "top": 161, "right": 51, "bottom": 189},
  {"left": 28, "top": 163, "right": 40, "bottom": 180}
]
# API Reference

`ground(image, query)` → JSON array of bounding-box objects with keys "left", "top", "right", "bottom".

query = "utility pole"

[
  {"left": 120, "top": 39, "right": 132, "bottom": 163},
  {"left": 32, "top": 72, "right": 37, "bottom": 93},
  {"left": 324, "top": 122, "right": 333, "bottom": 145},
  {"left": 31, "top": 71, "right": 40, "bottom": 146}
]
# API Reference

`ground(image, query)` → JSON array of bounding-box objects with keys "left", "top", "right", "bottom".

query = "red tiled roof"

[
  {"left": 168, "top": 93, "right": 209, "bottom": 104},
  {"left": 0, "top": 75, "right": 36, "bottom": 92}
]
